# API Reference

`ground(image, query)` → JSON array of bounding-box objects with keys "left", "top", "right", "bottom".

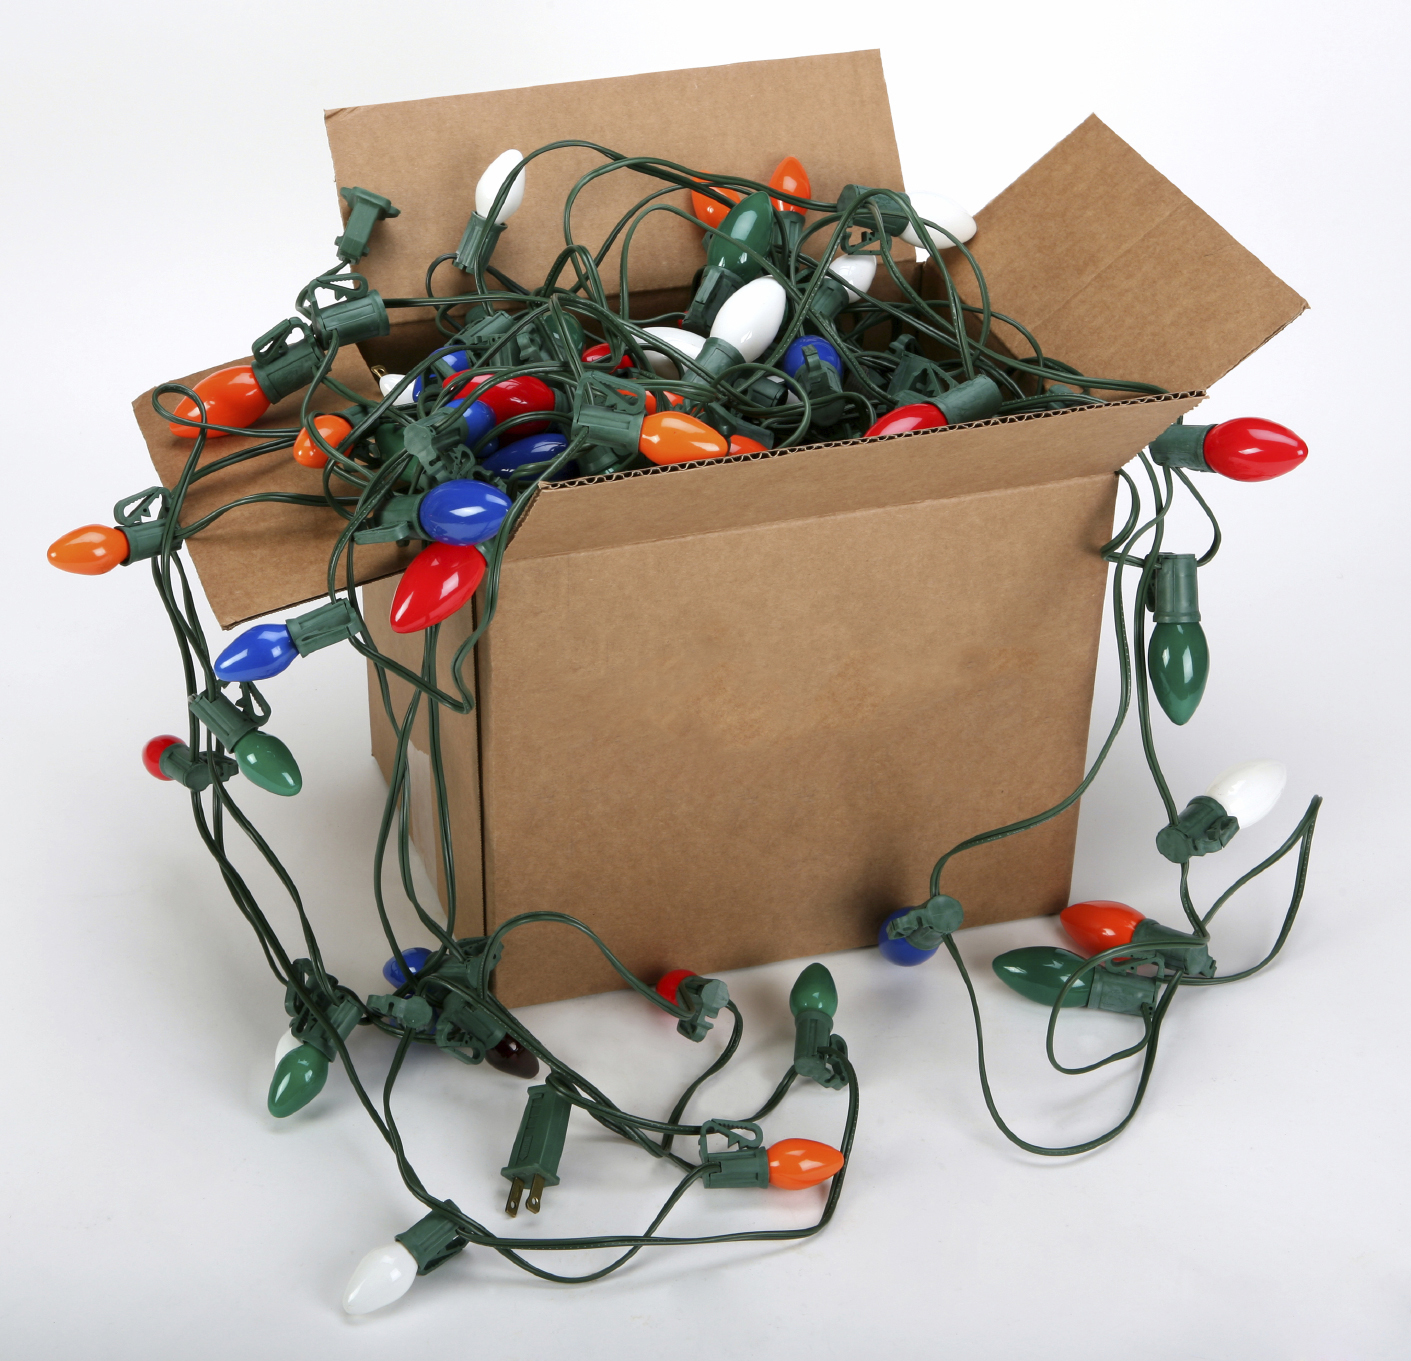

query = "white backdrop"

[{"left": 3, "top": 3, "right": 1408, "bottom": 1357}]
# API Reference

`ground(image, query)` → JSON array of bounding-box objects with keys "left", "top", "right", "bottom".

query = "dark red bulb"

[
  {"left": 448, "top": 373, "right": 556, "bottom": 435},
  {"left": 1060, "top": 900, "right": 1145, "bottom": 955},
  {"left": 389, "top": 543, "right": 487, "bottom": 634},
  {"left": 143, "top": 735, "right": 184, "bottom": 780},
  {"left": 865, "top": 403, "right": 948, "bottom": 439},
  {"left": 485, "top": 1034, "right": 539, "bottom": 1079},
  {"left": 655, "top": 968, "right": 697, "bottom": 1005},
  {"left": 1203, "top": 418, "right": 1308, "bottom": 481}
]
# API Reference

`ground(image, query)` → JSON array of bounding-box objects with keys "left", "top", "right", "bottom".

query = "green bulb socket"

[
  {"left": 703, "top": 1147, "right": 771, "bottom": 1189},
  {"left": 789, "top": 962, "right": 838, "bottom": 1017},
  {"left": 453, "top": 213, "right": 506, "bottom": 275},
  {"left": 1149, "top": 554, "right": 1200, "bottom": 623},
  {"left": 693, "top": 336, "right": 746, "bottom": 382},
  {"left": 434, "top": 993, "right": 507, "bottom": 1064},
  {"left": 886, "top": 895, "right": 965, "bottom": 951},
  {"left": 835, "top": 185, "right": 913, "bottom": 237},
  {"left": 1156, "top": 795, "right": 1239, "bottom": 863},
  {"left": 156, "top": 741, "right": 236, "bottom": 791},
  {"left": 1129, "top": 918, "right": 1216, "bottom": 978},
  {"left": 118, "top": 516, "right": 181, "bottom": 565},
  {"left": 934, "top": 376, "right": 1003, "bottom": 425},
  {"left": 251, "top": 319, "right": 320, "bottom": 403},
  {"left": 777, "top": 208, "right": 805, "bottom": 261},
  {"left": 793, "top": 1009, "right": 845, "bottom": 1088},
  {"left": 313, "top": 291, "right": 389, "bottom": 348},
  {"left": 1148, "top": 420, "right": 1215, "bottom": 472},
  {"left": 396, "top": 1203, "right": 469, "bottom": 1275},
  {"left": 684, "top": 190, "right": 773, "bottom": 330},
  {"left": 335, "top": 186, "right": 400, "bottom": 265},
  {"left": 286, "top": 598, "right": 360, "bottom": 657},
  {"left": 675, "top": 975, "right": 729, "bottom": 1042},
  {"left": 809, "top": 273, "right": 853, "bottom": 323}
]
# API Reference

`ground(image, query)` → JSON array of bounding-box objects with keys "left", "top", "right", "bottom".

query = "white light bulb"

[
  {"left": 474, "top": 149, "right": 526, "bottom": 225},
  {"left": 274, "top": 1029, "right": 301, "bottom": 1064},
  {"left": 828, "top": 253, "right": 876, "bottom": 302},
  {"left": 1205, "top": 760, "right": 1287, "bottom": 828},
  {"left": 900, "top": 191, "right": 977, "bottom": 252},
  {"left": 640, "top": 326, "right": 706, "bottom": 378},
  {"left": 709, "top": 278, "right": 786, "bottom": 362},
  {"left": 378, "top": 373, "right": 416, "bottom": 407},
  {"left": 342, "top": 1242, "right": 419, "bottom": 1315}
]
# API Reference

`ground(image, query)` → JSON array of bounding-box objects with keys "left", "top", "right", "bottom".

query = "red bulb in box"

[
  {"left": 655, "top": 968, "right": 697, "bottom": 1005},
  {"left": 1059, "top": 900, "right": 1145, "bottom": 955},
  {"left": 1202, "top": 418, "right": 1308, "bottom": 482},
  {"left": 864, "top": 403, "right": 948, "bottom": 439},
  {"left": 170, "top": 365, "right": 271, "bottom": 437},
  {"left": 450, "top": 373, "right": 556, "bottom": 436},
  {"left": 389, "top": 543, "right": 487, "bottom": 634},
  {"left": 583, "top": 342, "right": 633, "bottom": 374}
]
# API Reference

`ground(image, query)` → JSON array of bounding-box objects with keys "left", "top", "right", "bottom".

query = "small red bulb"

[
  {"left": 143, "top": 735, "right": 184, "bottom": 780},
  {"left": 767, "top": 1138, "right": 845, "bottom": 1190},
  {"left": 655, "top": 968, "right": 697, "bottom": 1005},
  {"left": 451, "top": 373, "right": 556, "bottom": 436},
  {"left": 690, "top": 178, "right": 741, "bottom": 229},
  {"left": 1060, "top": 900, "right": 1145, "bottom": 956},
  {"left": 769, "top": 156, "right": 811, "bottom": 216},
  {"left": 389, "top": 543, "right": 487, "bottom": 634},
  {"left": 1202, "top": 418, "right": 1308, "bottom": 482},
  {"left": 583, "top": 343, "right": 633, "bottom": 374},
  {"left": 170, "top": 365, "right": 271, "bottom": 438},
  {"left": 864, "top": 403, "right": 948, "bottom": 439},
  {"left": 293, "top": 414, "right": 354, "bottom": 469},
  {"left": 47, "top": 524, "right": 130, "bottom": 575}
]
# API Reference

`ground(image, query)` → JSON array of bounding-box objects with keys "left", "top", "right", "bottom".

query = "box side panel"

[
  {"left": 935, "top": 115, "right": 1306, "bottom": 392},
  {"left": 479, "top": 474, "right": 1117, "bottom": 1007},
  {"left": 363, "top": 575, "right": 485, "bottom": 938}
]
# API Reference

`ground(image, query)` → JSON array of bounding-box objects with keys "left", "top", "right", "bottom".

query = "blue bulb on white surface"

[
  {"left": 782, "top": 335, "right": 841, "bottom": 377},
  {"left": 383, "top": 947, "right": 433, "bottom": 987},
  {"left": 213, "top": 624, "right": 299, "bottom": 682},
  {"left": 418, "top": 480, "right": 512, "bottom": 546},
  {"left": 877, "top": 907, "right": 939, "bottom": 966},
  {"left": 482, "top": 433, "right": 572, "bottom": 481}
]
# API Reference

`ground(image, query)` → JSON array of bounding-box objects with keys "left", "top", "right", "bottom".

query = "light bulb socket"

[
  {"left": 675, "top": 974, "right": 729, "bottom": 1042},
  {"left": 188, "top": 691, "right": 261, "bottom": 751},
  {"left": 1155, "top": 795, "right": 1239, "bottom": 863},
  {"left": 366, "top": 992, "right": 437, "bottom": 1034},
  {"left": 313, "top": 291, "right": 390, "bottom": 348},
  {"left": 286, "top": 598, "right": 361, "bottom": 657},
  {"left": 284, "top": 958, "right": 362, "bottom": 1059},
  {"left": 403, "top": 417, "right": 470, "bottom": 483},
  {"left": 683, "top": 265, "right": 745, "bottom": 333},
  {"left": 434, "top": 993, "right": 507, "bottom": 1063},
  {"left": 792, "top": 1009, "right": 846, "bottom": 1089},
  {"left": 934, "top": 376, "right": 1003, "bottom": 425},
  {"left": 699, "top": 1121, "right": 769, "bottom": 1189},
  {"left": 1087, "top": 966, "right": 1161, "bottom": 1016},
  {"left": 251, "top": 319, "right": 320, "bottom": 403},
  {"left": 703, "top": 401, "right": 774, "bottom": 450},
  {"left": 1149, "top": 553, "right": 1200, "bottom": 623},
  {"left": 776, "top": 208, "right": 805, "bottom": 260},
  {"left": 335, "top": 186, "right": 400, "bottom": 265},
  {"left": 885, "top": 894, "right": 965, "bottom": 952},
  {"left": 1148, "top": 420, "right": 1215, "bottom": 472},
  {"left": 1129, "top": 918, "right": 1216, "bottom": 978},
  {"left": 453, "top": 213, "right": 506, "bottom": 275},
  {"left": 395, "top": 1203, "right": 469, "bottom": 1276},
  {"left": 155, "top": 741, "right": 237, "bottom": 791},
  {"left": 809, "top": 273, "right": 853, "bottom": 322},
  {"left": 835, "top": 184, "right": 912, "bottom": 237},
  {"left": 791, "top": 350, "right": 848, "bottom": 426},
  {"left": 694, "top": 336, "right": 746, "bottom": 381},
  {"left": 117, "top": 516, "right": 181, "bottom": 564},
  {"left": 353, "top": 493, "right": 425, "bottom": 546}
]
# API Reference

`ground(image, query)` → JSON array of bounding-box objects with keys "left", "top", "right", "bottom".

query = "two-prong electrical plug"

[{"left": 501, "top": 1084, "right": 571, "bottom": 1217}]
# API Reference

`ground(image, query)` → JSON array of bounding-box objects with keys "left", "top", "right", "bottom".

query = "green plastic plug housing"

[
  {"left": 395, "top": 1202, "right": 469, "bottom": 1275},
  {"left": 502, "top": 1084, "right": 572, "bottom": 1217},
  {"left": 335, "top": 186, "right": 400, "bottom": 264},
  {"left": 1156, "top": 795, "right": 1238, "bottom": 863}
]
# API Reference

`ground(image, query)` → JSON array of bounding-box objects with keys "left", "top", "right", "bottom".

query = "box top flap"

[
  {"left": 938, "top": 116, "right": 1307, "bottom": 392},
  {"left": 324, "top": 50, "right": 909, "bottom": 314}
]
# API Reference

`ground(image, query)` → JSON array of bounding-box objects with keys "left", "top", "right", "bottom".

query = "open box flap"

[
  {"left": 323, "top": 50, "right": 910, "bottom": 314},
  {"left": 931, "top": 115, "right": 1308, "bottom": 393}
]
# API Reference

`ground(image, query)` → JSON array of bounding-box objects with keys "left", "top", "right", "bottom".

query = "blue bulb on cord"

[
  {"left": 213, "top": 624, "right": 299, "bottom": 682},
  {"left": 877, "top": 907, "right": 939, "bottom": 966},
  {"left": 446, "top": 395, "right": 499, "bottom": 455},
  {"left": 483, "top": 433, "right": 572, "bottom": 481},
  {"left": 382, "top": 947, "right": 433, "bottom": 987},
  {"left": 782, "top": 335, "right": 841, "bottom": 378},
  {"left": 418, "top": 480, "right": 512, "bottom": 546}
]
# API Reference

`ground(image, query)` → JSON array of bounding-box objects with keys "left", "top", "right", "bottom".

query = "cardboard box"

[{"left": 130, "top": 52, "right": 1304, "bottom": 1007}]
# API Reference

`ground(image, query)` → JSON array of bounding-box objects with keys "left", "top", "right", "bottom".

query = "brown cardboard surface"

[
  {"left": 930, "top": 115, "right": 1308, "bottom": 393},
  {"left": 324, "top": 51, "right": 911, "bottom": 321}
]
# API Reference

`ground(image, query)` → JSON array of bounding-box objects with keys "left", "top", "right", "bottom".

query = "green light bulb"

[
  {"left": 992, "top": 947, "right": 1091, "bottom": 1008},
  {"left": 706, "top": 190, "right": 773, "bottom": 282},
  {"left": 268, "top": 1043, "right": 328, "bottom": 1117},
  {"left": 1148, "top": 622, "right": 1209, "bottom": 725},
  {"left": 232, "top": 729, "right": 303, "bottom": 796},
  {"left": 789, "top": 962, "right": 838, "bottom": 1017}
]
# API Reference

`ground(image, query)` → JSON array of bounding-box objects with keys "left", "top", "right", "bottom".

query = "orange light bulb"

[
  {"left": 769, "top": 156, "right": 810, "bottom": 215},
  {"left": 1060, "top": 900, "right": 1145, "bottom": 956},
  {"left": 47, "top": 524, "right": 130, "bottom": 575},
  {"left": 767, "top": 1138, "right": 845, "bottom": 1190},
  {"left": 620, "top": 389, "right": 683, "bottom": 416},
  {"left": 728, "top": 434, "right": 768, "bottom": 455},
  {"left": 170, "top": 365, "right": 272, "bottom": 438},
  {"left": 638, "top": 412, "right": 728, "bottom": 466},
  {"left": 690, "top": 178, "right": 742, "bottom": 229},
  {"left": 292, "top": 415, "right": 354, "bottom": 469}
]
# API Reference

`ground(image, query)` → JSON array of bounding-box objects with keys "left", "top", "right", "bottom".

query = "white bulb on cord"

[
  {"left": 274, "top": 1029, "right": 301, "bottom": 1064},
  {"left": 378, "top": 373, "right": 416, "bottom": 407},
  {"left": 474, "top": 149, "right": 526, "bottom": 225},
  {"left": 709, "top": 278, "right": 787, "bottom": 362},
  {"left": 828, "top": 253, "right": 876, "bottom": 302},
  {"left": 900, "top": 191, "right": 977, "bottom": 252},
  {"left": 342, "top": 1242, "right": 419, "bottom": 1315},
  {"left": 640, "top": 326, "right": 706, "bottom": 378},
  {"left": 1205, "top": 760, "right": 1287, "bottom": 828}
]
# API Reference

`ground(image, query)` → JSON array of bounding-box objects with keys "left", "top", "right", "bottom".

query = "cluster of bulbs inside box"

[{"left": 46, "top": 142, "right": 1318, "bottom": 1313}]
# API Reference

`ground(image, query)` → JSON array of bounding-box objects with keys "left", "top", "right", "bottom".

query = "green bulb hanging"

[
  {"left": 1147, "top": 553, "right": 1208, "bottom": 725},
  {"left": 992, "top": 946, "right": 1092, "bottom": 1008},
  {"left": 233, "top": 730, "right": 303, "bottom": 796},
  {"left": 705, "top": 190, "right": 773, "bottom": 280},
  {"left": 268, "top": 1043, "right": 328, "bottom": 1117},
  {"left": 789, "top": 962, "right": 838, "bottom": 1017}
]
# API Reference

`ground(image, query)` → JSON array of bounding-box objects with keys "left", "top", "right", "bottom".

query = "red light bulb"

[
  {"left": 638, "top": 412, "right": 729, "bottom": 465},
  {"left": 293, "top": 414, "right": 354, "bottom": 469},
  {"left": 690, "top": 178, "right": 742, "bottom": 229},
  {"left": 728, "top": 435, "right": 768, "bottom": 455},
  {"left": 169, "top": 365, "right": 272, "bottom": 438},
  {"left": 142, "top": 735, "right": 184, "bottom": 780},
  {"left": 768, "top": 156, "right": 811, "bottom": 216},
  {"left": 864, "top": 403, "right": 948, "bottom": 439},
  {"left": 583, "top": 343, "right": 633, "bottom": 374},
  {"left": 47, "top": 524, "right": 130, "bottom": 575},
  {"left": 1059, "top": 900, "right": 1145, "bottom": 955},
  {"left": 767, "top": 1138, "right": 845, "bottom": 1190},
  {"left": 451, "top": 373, "right": 556, "bottom": 436},
  {"left": 389, "top": 543, "right": 487, "bottom": 634},
  {"left": 1202, "top": 417, "right": 1308, "bottom": 481},
  {"left": 655, "top": 968, "right": 697, "bottom": 1005}
]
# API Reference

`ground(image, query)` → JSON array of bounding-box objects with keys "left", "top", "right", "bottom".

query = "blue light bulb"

[
  {"left": 446, "top": 395, "right": 499, "bottom": 454},
  {"left": 382, "top": 946, "right": 433, "bottom": 987},
  {"left": 213, "top": 624, "right": 299, "bottom": 682},
  {"left": 418, "top": 480, "right": 512, "bottom": 546},
  {"left": 782, "top": 335, "right": 841, "bottom": 378},
  {"left": 877, "top": 907, "right": 939, "bottom": 966},
  {"left": 482, "top": 433, "right": 572, "bottom": 481},
  {"left": 411, "top": 350, "right": 470, "bottom": 399}
]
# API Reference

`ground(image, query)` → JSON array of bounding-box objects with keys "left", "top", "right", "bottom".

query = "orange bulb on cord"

[
  {"left": 768, "top": 155, "right": 811, "bottom": 213},
  {"left": 47, "top": 524, "right": 131, "bottom": 575},
  {"left": 638, "top": 411, "right": 728, "bottom": 466},
  {"left": 1059, "top": 900, "right": 1146, "bottom": 956},
  {"left": 690, "top": 178, "right": 742, "bottom": 229},
  {"left": 292, "top": 415, "right": 354, "bottom": 469},
  {"left": 728, "top": 435, "right": 768, "bottom": 455},
  {"left": 169, "top": 365, "right": 272, "bottom": 438},
  {"left": 767, "top": 1138, "right": 845, "bottom": 1190}
]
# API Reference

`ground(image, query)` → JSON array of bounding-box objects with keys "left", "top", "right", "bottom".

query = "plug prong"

[{"left": 504, "top": 1176, "right": 525, "bottom": 1218}]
